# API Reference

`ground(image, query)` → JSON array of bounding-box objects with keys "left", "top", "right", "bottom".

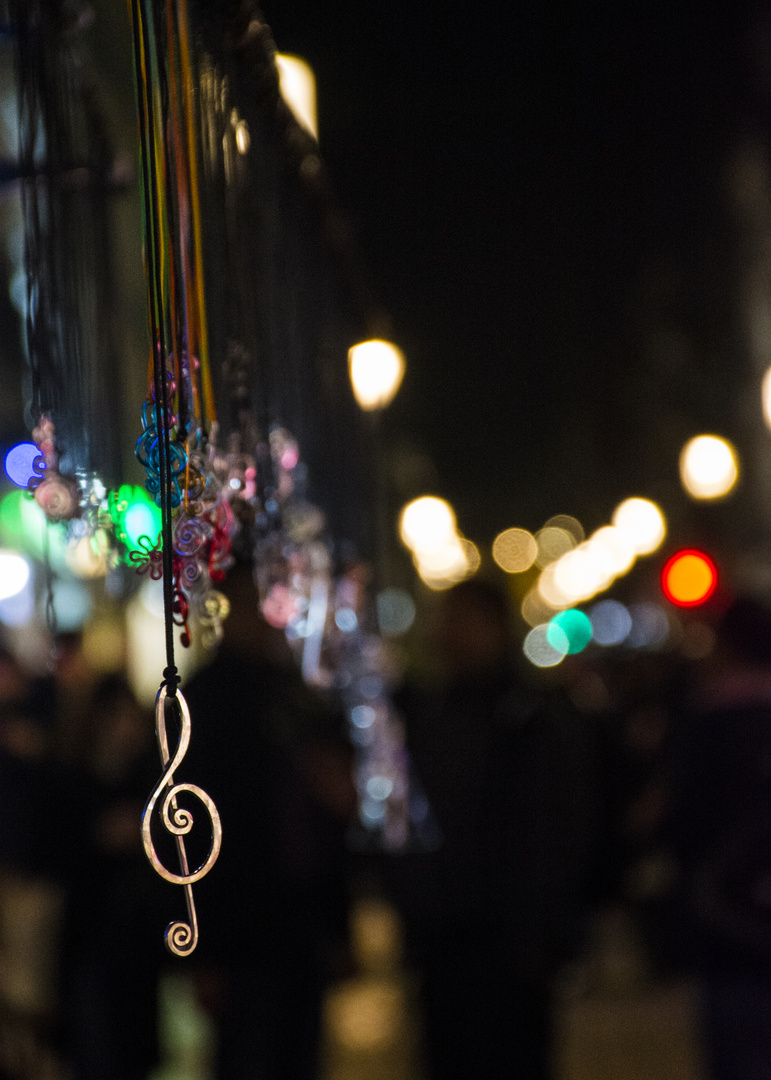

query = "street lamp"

[
  {"left": 348, "top": 339, "right": 406, "bottom": 411},
  {"left": 275, "top": 55, "right": 318, "bottom": 140},
  {"left": 347, "top": 339, "right": 405, "bottom": 595}
]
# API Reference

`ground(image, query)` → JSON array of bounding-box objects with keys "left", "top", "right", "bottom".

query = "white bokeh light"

[
  {"left": 554, "top": 546, "right": 611, "bottom": 602},
  {"left": 611, "top": 498, "right": 666, "bottom": 555},
  {"left": 523, "top": 623, "right": 569, "bottom": 668},
  {"left": 0, "top": 551, "right": 30, "bottom": 602},
  {"left": 537, "top": 562, "right": 571, "bottom": 610},
  {"left": 587, "top": 526, "right": 636, "bottom": 576},
  {"left": 400, "top": 497, "right": 456, "bottom": 553},
  {"left": 679, "top": 435, "right": 738, "bottom": 500}
]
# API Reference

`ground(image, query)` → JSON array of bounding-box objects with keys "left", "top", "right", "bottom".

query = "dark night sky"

[{"left": 262, "top": 0, "right": 768, "bottom": 547}]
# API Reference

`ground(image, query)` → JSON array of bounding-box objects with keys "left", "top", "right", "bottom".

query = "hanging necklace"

[{"left": 130, "top": 0, "right": 221, "bottom": 957}]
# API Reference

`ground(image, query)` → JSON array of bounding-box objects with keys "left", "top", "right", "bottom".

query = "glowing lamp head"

[
  {"left": 348, "top": 340, "right": 406, "bottom": 410},
  {"left": 275, "top": 54, "right": 318, "bottom": 139},
  {"left": 661, "top": 549, "right": 718, "bottom": 607}
]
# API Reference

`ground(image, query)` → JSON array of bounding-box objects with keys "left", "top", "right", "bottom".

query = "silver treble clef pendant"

[{"left": 142, "top": 684, "right": 222, "bottom": 957}]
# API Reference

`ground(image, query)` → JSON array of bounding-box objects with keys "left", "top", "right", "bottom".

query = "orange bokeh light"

[{"left": 661, "top": 549, "right": 717, "bottom": 607}]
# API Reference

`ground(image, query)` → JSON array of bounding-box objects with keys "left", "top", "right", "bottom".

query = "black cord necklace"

[{"left": 131, "top": 0, "right": 221, "bottom": 958}]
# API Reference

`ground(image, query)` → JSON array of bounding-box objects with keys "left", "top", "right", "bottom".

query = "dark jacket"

[{"left": 390, "top": 670, "right": 600, "bottom": 980}]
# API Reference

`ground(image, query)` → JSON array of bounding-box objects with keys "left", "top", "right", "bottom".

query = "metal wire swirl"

[
  {"left": 173, "top": 514, "right": 206, "bottom": 556},
  {"left": 165, "top": 913, "right": 198, "bottom": 957}
]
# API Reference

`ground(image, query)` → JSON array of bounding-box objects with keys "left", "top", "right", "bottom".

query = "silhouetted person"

[
  {"left": 182, "top": 563, "right": 355, "bottom": 1080},
  {"left": 58, "top": 673, "right": 164, "bottom": 1080},
  {"left": 0, "top": 646, "right": 62, "bottom": 1078},
  {"left": 0, "top": 646, "right": 53, "bottom": 874},
  {"left": 670, "top": 597, "right": 771, "bottom": 1080},
  {"left": 391, "top": 579, "right": 599, "bottom": 1080}
]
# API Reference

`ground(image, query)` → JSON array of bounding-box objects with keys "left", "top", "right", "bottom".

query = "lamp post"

[
  {"left": 347, "top": 339, "right": 415, "bottom": 852},
  {"left": 348, "top": 339, "right": 405, "bottom": 590}
]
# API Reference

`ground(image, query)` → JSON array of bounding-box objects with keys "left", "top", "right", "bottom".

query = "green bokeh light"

[
  {"left": 0, "top": 490, "right": 67, "bottom": 567},
  {"left": 108, "top": 485, "right": 162, "bottom": 554},
  {"left": 548, "top": 609, "right": 593, "bottom": 655},
  {"left": 124, "top": 503, "right": 160, "bottom": 547},
  {"left": 0, "top": 489, "right": 25, "bottom": 543}
]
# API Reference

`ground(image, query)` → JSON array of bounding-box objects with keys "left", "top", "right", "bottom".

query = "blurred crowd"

[{"left": 0, "top": 574, "right": 769, "bottom": 1080}]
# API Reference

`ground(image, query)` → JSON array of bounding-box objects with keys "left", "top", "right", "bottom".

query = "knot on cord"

[{"left": 162, "top": 665, "right": 180, "bottom": 696}]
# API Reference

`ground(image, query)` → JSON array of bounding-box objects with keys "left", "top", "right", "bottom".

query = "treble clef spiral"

[{"left": 142, "top": 685, "right": 222, "bottom": 957}]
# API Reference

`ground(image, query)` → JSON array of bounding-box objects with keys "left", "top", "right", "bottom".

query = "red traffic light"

[{"left": 661, "top": 549, "right": 718, "bottom": 607}]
